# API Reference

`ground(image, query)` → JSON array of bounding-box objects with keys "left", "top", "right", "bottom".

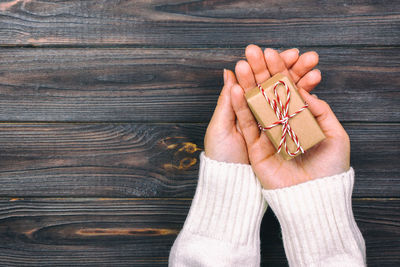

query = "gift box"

[{"left": 245, "top": 73, "right": 325, "bottom": 160}]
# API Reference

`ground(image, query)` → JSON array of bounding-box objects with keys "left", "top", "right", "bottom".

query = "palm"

[
  {"left": 230, "top": 46, "right": 350, "bottom": 188},
  {"left": 205, "top": 118, "right": 248, "bottom": 163},
  {"left": 250, "top": 131, "right": 349, "bottom": 188},
  {"left": 205, "top": 46, "right": 321, "bottom": 164}
]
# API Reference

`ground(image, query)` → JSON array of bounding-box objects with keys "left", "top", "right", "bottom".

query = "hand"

[
  {"left": 205, "top": 45, "right": 321, "bottom": 164},
  {"left": 230, "top": 47, "right": 350, "bottom": 189}
]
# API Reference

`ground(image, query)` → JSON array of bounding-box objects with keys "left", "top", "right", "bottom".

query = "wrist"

[
  {"left": 204, "top": 149, "right": 250, "bottom": 166},
  {"left": 204, "top": 148, "right": 249, "bottom": 165}
]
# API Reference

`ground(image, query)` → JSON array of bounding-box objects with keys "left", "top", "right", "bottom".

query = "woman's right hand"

[{"left": 230, "top": 47, "right": 350, "bottom": 189}]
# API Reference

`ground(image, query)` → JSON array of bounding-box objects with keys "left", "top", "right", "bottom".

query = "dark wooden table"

[{"left": 0, "top": 0, "right": 398, "bottom": 266}]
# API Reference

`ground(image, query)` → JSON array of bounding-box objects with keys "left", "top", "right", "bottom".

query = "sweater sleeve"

[
  {"left": 262, "top": 168, "right": 366, "bottom": 267},
  {"left": 169, "top": 152, "right": 267, "bottom": 267}
]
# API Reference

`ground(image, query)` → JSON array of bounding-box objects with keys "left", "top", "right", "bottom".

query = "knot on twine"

[{"left": 257, "top": 80, "right": 308, "bottom": 157}]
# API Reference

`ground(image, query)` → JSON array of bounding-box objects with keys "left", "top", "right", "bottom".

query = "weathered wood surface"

[
  {"left": 0, "top": 0, "right": 398, "bottom": 265},
  {"left": 0, "top": 0, "right": 398, "bottom": 47},
  {"left": 0, "top": 47, "right": 399, "bottom": 122},
  {"left": 0, "top": 123, "right": 397, "bottom": 198},
  {"left": 0, "top": 198, "right": 398, "bottom": 266}
]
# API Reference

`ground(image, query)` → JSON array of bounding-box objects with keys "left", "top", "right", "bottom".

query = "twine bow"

[{"left": 257, "top": 80, "right": 308, "bottom": 157}]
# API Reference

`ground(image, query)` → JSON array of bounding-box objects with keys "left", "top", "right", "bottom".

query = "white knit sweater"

[{"left": 169, "top": 152, "right": 366, "bottom": 266}]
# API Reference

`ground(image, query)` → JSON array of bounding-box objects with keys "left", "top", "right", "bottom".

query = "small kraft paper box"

[{"left": 245, "top": 73, "right": 325, "bottom": 160}]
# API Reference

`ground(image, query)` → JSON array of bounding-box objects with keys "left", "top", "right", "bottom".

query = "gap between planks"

[
  {"left": 1, "top": 44, "right": 400, "bottom": 49},
  {"left": 3, "top": 197, "right": 399, "bottom": 201}
]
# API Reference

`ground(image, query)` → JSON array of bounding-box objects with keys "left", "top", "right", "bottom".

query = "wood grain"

[
  {"left": 0, "top": 198, "right": 397, "bottom": 266},
  {"left": 0, "top": 0, "right": 397, "bottom": 265},
  {"left": 0, "top": 123, "right": 397, "bottom": 198},
  {"left": 0, "top": 47, "right": 398, "bottom": 122},
  {"left": 0, "top": 0, "right": 398, "bottom": 47}
]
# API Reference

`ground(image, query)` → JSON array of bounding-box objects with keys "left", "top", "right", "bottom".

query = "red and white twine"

[{"left": 257, "top": 80, "right": 308, "bottom": 157}]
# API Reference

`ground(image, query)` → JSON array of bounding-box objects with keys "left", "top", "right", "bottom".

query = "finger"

[
  {"left": 219, "top": 69, "right": 237, "bottom": 100},
  {"left": 289, "top": 51, "right": 319, "bottom": 83},
  {"left": 211, "top": 69, "right": 237, "bottom": 124},
  {"left": 211, "top": 70, "right": 237, "bottom": 127},
  {"left": 245, "top": 44, "right": 271, "bottom": 84},
  {"left": 296, "top": 69, "right": 322, "bottom": 92},
  {"left": 235, "top": 60, "right": 257, "bottom": 92},
  {"left": 298, "top": 88, "right": 346, "bottom": 137},
  {"left": 264, "top": 48, "right": 291, "bottom": 78},
  {"left": 280, "top": 48, "right": 300, "bottom": 69},
  {"left": 230, "top": 83, "right": 260, "bottom": 147}
]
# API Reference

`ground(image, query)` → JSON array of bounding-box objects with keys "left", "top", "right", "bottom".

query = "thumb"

[
  {"left": 211, "top": 69, "right": 237, "bottom": 123},
  {"left": 298, "top": 88, "right": 346, "bottom": 138}
]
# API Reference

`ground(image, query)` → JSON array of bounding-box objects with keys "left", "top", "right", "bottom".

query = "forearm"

[
  {"left": 169, "top": 152, "right": 267, "bottom": 267},
  {"left": 262, "top": 168, "right": 366, "bottom": 267}
]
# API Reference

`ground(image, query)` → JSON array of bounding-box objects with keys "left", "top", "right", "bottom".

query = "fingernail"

[
  {"left": 293, "top": 48, "right": 300, "bottom": 53},
  {"left": 223, "top": 69, "right": 227, "bottom": 83},
  {"left": 312, "top": 94, "right": 318, "bottom": 99}
]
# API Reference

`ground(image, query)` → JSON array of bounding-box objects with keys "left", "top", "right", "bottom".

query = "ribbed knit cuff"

[
  {"left": 183, "top": 152, "right": 267, "bottom": 248},
  {"left": 262, "top": 168, "right": 366, "bottom": 266}
]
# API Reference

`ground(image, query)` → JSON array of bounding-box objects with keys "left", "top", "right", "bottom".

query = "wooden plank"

[
  {"left": 351, "top": 199, "right": 400, "bottom": 266},
  {"left": 0, "top": 198, "right": 184, "bottom": 266},
  {"left": 0, "top": 198, "right": 398, "bottom": 266},
  {"left": 0, "top": 47, "right": 398, "bottom": 122},
  {"left": 0, "top": 123, "right": 397, "bottom": 198},
  {"left": 349, "top": 124, "right": 400, "bottom": 197},
  {"left": 0, "top": 0, "right": 398, "bottom": 47}
]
